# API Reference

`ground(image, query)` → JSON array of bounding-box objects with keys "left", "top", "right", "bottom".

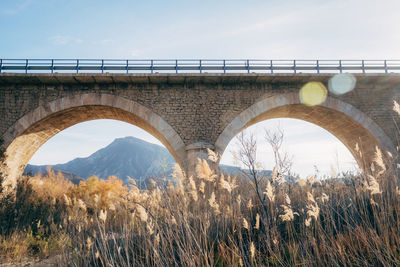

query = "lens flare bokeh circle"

[
  {"left": 328, "top": 73, "right": 356, "bottom": 95},
  {"left": 299, "top": 82, "right": 328, "bottom": 106}
]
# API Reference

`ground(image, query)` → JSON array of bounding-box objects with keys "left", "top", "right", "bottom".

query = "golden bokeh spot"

[{"left": 299, "top": 82, "right": 328, "bottom": 106}]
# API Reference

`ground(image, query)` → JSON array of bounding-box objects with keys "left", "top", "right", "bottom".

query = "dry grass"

[
  {"left": 1, "top": 156, "right": 399, "bottom": 266},
  {"left": 0, "top": 101, "right": 399, "bottom": 266}
]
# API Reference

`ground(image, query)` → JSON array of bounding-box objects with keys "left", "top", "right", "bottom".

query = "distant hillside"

[
  {"left": 24, "top": 166, "right": 84, "bottom": 185},
  {"left": 219, "top": 164, "right": 272, "bottom": 177},
  {"left": 25, "top": 136, "right": 272, "bottom": 184},
  {"left": 25, "top": 136, "right": 175, "bottom": 183}
]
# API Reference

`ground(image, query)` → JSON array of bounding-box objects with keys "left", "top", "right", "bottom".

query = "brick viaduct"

[{"left": 0, "top": 73, "right": 399, "bottom": 187}]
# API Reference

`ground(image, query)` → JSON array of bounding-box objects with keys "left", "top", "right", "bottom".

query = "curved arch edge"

[
  {"left": 215, "top": 92, "right": 396, "bottom": 170},
  {"left": 1, "top": 93, "right": 187, "bottom": 184}
]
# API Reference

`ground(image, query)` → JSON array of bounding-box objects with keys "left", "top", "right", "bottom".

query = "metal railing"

[{"left": 0, "top": 59, "right": 399, "bottom": 74}]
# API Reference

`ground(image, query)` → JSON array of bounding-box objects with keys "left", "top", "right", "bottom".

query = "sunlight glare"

[
  {"left": 299, "top": 82, "right": 327, "bottom": 106},
  {"left": 328, "top": 73, "right": 356, "bottom": 95}
]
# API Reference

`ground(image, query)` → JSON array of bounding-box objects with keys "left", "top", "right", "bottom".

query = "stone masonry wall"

[{"left": 1, "top": 74, "right": 399, "bottom": 150}]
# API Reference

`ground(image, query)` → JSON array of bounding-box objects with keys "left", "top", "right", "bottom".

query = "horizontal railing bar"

[
  {"left": 11, "top": 66, "right": 399, "bottom": 71},
  {"left": 1, "top": 59, "right": 400, "bottom": 74},
  {"left": 3, "top": 58, "right": 400, "bottom": 61}
]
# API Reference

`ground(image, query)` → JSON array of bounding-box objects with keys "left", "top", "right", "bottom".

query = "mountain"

[
  {"left": 24, "top": 136, "right": 273, "bottom": 184},
  {"left": 24, "top": 165, "right": 84, "bottom": 185},
  {"left": 24, "top": 136, "right": 175, "bottom": 183},
  {"left": 219, "top": 164, "right": 272, "bottom": 177}
]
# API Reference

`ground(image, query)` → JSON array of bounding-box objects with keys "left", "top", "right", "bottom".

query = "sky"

[
  {"left": 1, "top": 0, "right": 400, "bottom": 59},
  {"left": 28, "top": 119, "right": 357, "bottom": 177},
  {"left": 1, "top": 0, "right": 399, "bottom": 177}
]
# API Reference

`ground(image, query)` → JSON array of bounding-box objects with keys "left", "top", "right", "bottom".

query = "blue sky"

[
  {"left": 1, "top": 0, "right": 399, "bottom": 59},
  {"left": 2, "top": 0, "right": 399, "bottom": 177}
]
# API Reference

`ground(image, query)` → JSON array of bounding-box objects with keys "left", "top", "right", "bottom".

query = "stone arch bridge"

[{"left": 0, "top": 73, "right": 399, "bottom": 187}]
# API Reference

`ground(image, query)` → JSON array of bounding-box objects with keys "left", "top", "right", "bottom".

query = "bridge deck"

[{"left": 1, "top": 73, "right": 399, "bottom": 86}]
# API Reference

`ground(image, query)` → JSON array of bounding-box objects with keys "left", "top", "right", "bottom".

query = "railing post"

[
  {"left": 175, "top": 60, "right": 178, "bottom": 74},
  {"left": 126, "top": 60, "right": 129, "bottom": 74},
  {"left": 316, "top": 60, "right": 320, "bottom": 74},
  {"left": 384, "top": 60, "right": 388, "bottom": 74},
  {"left": 223, "top": 60, "right": 226, "bottom": 74},
  {"left": 76, "top": 59, "right": 79, "bottom": 74},
  {"left": 199, "top": 60, "right": 202, "bottom": 74},
  {"left": 362, "top": 60, "right": 365, "bottom": 74},
  {"left": 0, "top": 59, "right": 3, "bottom": 74},
  {"left": 247, "top": 60, "right": 250, "bottom": 73},
  {"left": 293, "top": 60, "right": 296, "bottom": 74},
  {"left": 270, "top": 60, "right": 274, "bottom": 74},
  {"left": 101, "top": 60, "right": 104, "bottom": 74},
  {"left": 51, "top": 59, "right": 54, "bottom": 74},
  {"left": 150, "top": 60, "right": 154, "bottom": 74},
  {"left": 339, "top": 60, "right": 343, "bottom": 74},
  {"left": 25, "top": 59, "right": 28, "bottom": 74}
]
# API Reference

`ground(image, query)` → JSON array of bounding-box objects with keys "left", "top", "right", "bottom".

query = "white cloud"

[
  {"left": 92, "top": 39, "right": 115, "bottom": 45},
  {"left": 1, "top": 0, "right": 34, "bottom": 15},
  {"left": 131, "top": 49, "right": 142, "bottom": 57},
  {"left": 49, "top": 35, "right": 83, "bottom": 45}
]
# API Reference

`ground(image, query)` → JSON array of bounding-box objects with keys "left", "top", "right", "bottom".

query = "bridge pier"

[{"left": 185, "top": 142, "right": 216, "bottom": 176}]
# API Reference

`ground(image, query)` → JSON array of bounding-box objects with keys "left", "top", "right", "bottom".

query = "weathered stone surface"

[{"left": 0, "top": 73, "right": 399, "bottom": 187}]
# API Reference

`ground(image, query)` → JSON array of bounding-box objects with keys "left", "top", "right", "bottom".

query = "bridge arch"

[
  {"left": 1, "top": 93, "right": 186, "bottom": 187},
  {"left": 215, "top": 92, "right": 395, "bottom": 172}
]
